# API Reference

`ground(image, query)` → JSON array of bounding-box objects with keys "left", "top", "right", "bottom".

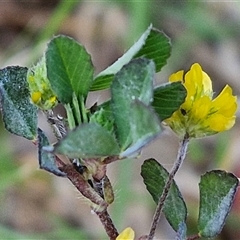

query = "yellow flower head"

[
  {"left": 27, "top": 55, "right": 58, "bottom": 110},
  {"left": 165, "top": 63, "right": 237, "bottom": 138},
  {"left": 116, "top": 227, "right": 135, "bottom": 240}
]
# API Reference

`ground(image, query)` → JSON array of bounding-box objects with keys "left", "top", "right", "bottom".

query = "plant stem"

[
  {"left": 60, "top": 164, "right": 108, "bottom": 210},
  {"left": 80, "top": 95, "right": 89, "bottom": 123},
  {"left": 96, "top": 210, "right": 119, "bottom": 240},
  {"left": 45, "top": 110, "right": 118, "bottom": 239},
  {"left": 65, "top": 103, "right": 76, "bottom": 130},
  {"left": 147, "top": 134, "right": 190, "bottom": 240},
  {"left": 72, "top": 93, "right": 82, "bottom": 124},
  {"left": 59, "top": 162, "right": 118, "bottom": 239}
]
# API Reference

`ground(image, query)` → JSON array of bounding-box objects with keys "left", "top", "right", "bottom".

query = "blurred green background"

[{"left": 0, "top": 1, "right": 239, "bottom": 239}]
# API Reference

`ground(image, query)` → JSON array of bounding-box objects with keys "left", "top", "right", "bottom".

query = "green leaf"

[
  {"left": 141, "top": 159, "right": 187, "bottom": 231},
  {"left": 133, "top": 28, "right": 171, "bottom": 72},
  {"left": 198, "top": 170, "right": 238, "bottom": 238},
  {"left": 120, "top": 101, "right": 161, "bottom": 158},
  {"left": 111, "top": 58, "right": 155, "bottom": 149},
  {"left": 38, "top": 128, "right": 66, "bottom": 177},
  {"left": 52, "top": 123, "right": 120, "bottom": 158},
  {"left": 92, "top": 99, "right": 160, "bottom": 158},
  {"left": 152, "top": 82, "right": 186, "bottom": 121},
  {"left": 46, "top": 35, "right": 94, "bottom": 103},
  {"left": 89, "top": 104, "right": 114, "bottom": 133},
  {"left": 0, "top": 66, "right": 37, "bottom": 140},
  {"left": 91, "top": 25, "right": 171, "bottom": 91}
]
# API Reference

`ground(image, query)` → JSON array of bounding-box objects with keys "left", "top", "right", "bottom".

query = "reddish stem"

[
  {"left": 96, "top": 210, "right": 119, "bottom": 240},
  {"left": 59, "top": 161, "right": 118, "bottom": 239},
  {"left": 59, "top": 164, "right": 108, "bottom": 210}
]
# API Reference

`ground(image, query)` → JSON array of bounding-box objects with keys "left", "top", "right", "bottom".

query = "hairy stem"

[
  {"left": 60, "top": 164, "right": 108, "bottom": 211},
  {"left": 148, "top": 135, "right": 190, "bottom": 240},
  {"left": 96, "top": 210, "right": 119, "bottom": 240},
  {"left": 45, "top": 110, "right": 118, "bottom": 239},
  {"left": 59, "top": 162, "right": 118, "bottom": 238}
]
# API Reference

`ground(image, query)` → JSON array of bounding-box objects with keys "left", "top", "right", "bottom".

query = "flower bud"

[{"left": 27, "top": 55, "right": 58, "bottom": 110}]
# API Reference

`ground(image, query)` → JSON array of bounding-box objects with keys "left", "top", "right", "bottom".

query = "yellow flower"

[
  {"left": 27, "top": 55, "right": 58, "bottom": 110},
  {"left": 116, "top": 227, "right": 135, "bottom": 240},
  {"left": 165, "top": 63, "right": 237, "bottom": 138}
]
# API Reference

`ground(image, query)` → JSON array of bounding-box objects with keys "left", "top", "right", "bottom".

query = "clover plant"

[{"left": 0, "top": 25, "right": 238, "bottom": 240}]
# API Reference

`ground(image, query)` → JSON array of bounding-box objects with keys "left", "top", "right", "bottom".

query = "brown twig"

[
  {"left": 59, "top": 163, "right": 119, "bottom": 239},
  {"left": 96, "top": 210, "right": 119, "bottom": 240},
  {"left": 46, "top": 111, "right": 118, "bottom": 239},
  {"left": 148, "top": 134, "right": 190, "bottom": 240},
  {"left": 59, "top": 164, "right": 108, "bottom": 211}
]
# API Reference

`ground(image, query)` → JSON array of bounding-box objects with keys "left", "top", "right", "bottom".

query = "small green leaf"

[
  {"left": 120, "top": 101, "right": 161, "bottom": 158},
  {"left": 0, "top": 66, "right": 37, "bottom": 140},
  {"left": 89, "top": 105, "right": 114, "bottom": 134},
  {"left": 91, "top": 25, "right": 171, "bottom": 91},
  {"left": 111, "top": 58, "right": 155, "bottom": 149},
  {"left": 152, "top": 82, "right": 186, "bottom": 121},
  {"left": 53, "top": 123, "right": 120, "bottom": 158},
  {"left": 38, "top": 128, "right": 66, "bottom": 177},
  {"left": 198, "top": 170, "right": 238, "bottom": 238},
  {"left": 46, "top": 35, "right": 94, "bottom": 103},
  {"left": 141, "top": 159, "right": 187, "bottom": 231}
]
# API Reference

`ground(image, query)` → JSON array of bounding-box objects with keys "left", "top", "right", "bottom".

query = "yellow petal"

[
  {"left": 169, "top": 70, "right": 184, "bottom": 82},
  {"left": 212, "top": 85, "right": 237, "bottom": 116},
  {"left": 184, "top": 80, "right": 196, "bottom": 102},
  {"left": 184, "top": 64, "right": 202, "bottom": 100},
  {"left": 223, "top": 116, "right": 236, "bottom": 131},
  {"left": 208, "top": 114, "right": 236, "bottom": 132},
  {"left": 202, "top": 71, "right": 212, "bottom": 94},
  {"left": 184, "top": 63, "right": 212, "bottom": 100},
  {"left": 185, "top": 63, "right": 203, "bottom": 90},
  {"left": 215, "top": 101, "right": 237, "bottom": 118},
  {"left": 191, "top": 96, "right": 211, "bottom": 119},
  {"left": 116, "top": 227, "right": 135, "bottom": 240}
]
